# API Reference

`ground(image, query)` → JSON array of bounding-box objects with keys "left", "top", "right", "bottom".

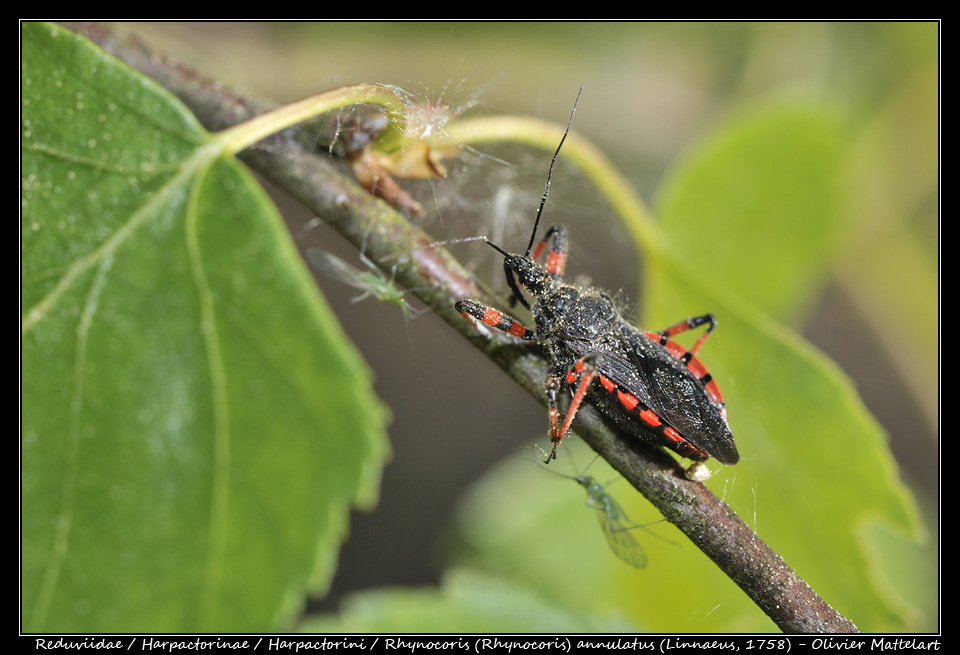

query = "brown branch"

[{"left": 63, "top": 22, "right": 859, "bottom": 634}]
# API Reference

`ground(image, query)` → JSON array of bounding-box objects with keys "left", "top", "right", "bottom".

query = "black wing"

[{"left": 599, "top": 322, "right": 739, "bottom": 465}]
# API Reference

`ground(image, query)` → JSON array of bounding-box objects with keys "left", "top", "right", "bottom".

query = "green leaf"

[
  {"left": 642, "top": 272, "right": 918, "bottom": 631},
  {"left": 645, "top": 100, "right": 925, "bottom": 632},
  {"left": 22, "top": 22, "right": 389, "bottom": 632},
  {"left": 654, "top": 101, "right": 847, "bottom": 322},
  {"left": 300, "top": 569, "right": 640, "bottom": 633}
]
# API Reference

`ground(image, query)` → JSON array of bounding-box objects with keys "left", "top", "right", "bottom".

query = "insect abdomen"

[{"left": 562, "top": 330, "right": 739, "bottom": 465}]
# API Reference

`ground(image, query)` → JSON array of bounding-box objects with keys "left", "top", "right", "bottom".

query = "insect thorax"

[{"left": 533, "top": 283, "right": 622, "bottom": 371}]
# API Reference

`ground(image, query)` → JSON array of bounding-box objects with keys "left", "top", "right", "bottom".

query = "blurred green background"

[
  {"left": 27, "top": 22, "right": 938, "bottom": 632},
  {"left": 122, "top": 20, "right": 941, "bottom": 631}
]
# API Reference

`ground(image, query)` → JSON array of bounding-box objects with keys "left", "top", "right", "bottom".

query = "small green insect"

[
  {"left": 306, "top": 248, "right": 423, "bottom": 320},
  {"left": 531, "top": 450, "right": 662, "bottom": 569},
  {"left": 573, "top": 472, "right": 651, "bottom": 569}
]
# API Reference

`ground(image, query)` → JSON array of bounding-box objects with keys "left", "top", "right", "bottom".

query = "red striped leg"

[
  {"left": 528, "top": 225, "right": 567, "bottom": 276},
  {"left": 645, "top": 314, "right": 726, "bottom": 420},
  {"left": 656, "top": 314, "right": 716, "bottom": 355},
  {"left": 454, "top": 299, "right": 535, "bottom": 340},
  {"left": 545, "top": 356, "right": 598, "bottom": 462}
]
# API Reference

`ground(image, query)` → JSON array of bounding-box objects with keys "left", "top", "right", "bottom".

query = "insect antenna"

[
  {"left": 523, "top": 85, "right": 583, "bottom": 258},
  {"left": 504, "top": 86, "right": 583, "bottom": 310},
  {"left": 394, "top": 87, "right": 584, "bottom": 308}
]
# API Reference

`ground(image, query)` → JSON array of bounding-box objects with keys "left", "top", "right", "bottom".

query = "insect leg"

[
  {"left": 545, "top": 375, "right": 562, "bottom": 452},
  {"left": 654, "top": 313, "right": 716, "bottom": 356},
  {"left": 646, "top": 314, "right": 726, "bottom": 414},
  {"left": 455, "top": 299, "right": 535, "bottom": 340},
  {"left": 545, "top": 355, "right": 599, "bottom": 463},
  {"left": 507, "top": 225, "right": 567, "bottom": 310},
  {"left": 528, "top": 225, "right": 568, "bottom": 277}
]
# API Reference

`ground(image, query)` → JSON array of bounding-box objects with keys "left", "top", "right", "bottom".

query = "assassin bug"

[{"left": 454, "top": 88, "right": 739, "bottom": 473}]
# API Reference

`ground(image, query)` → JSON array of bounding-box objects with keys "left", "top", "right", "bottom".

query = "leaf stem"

[{"left": 213, "top": 83, "right": 409, "bottom": 155}]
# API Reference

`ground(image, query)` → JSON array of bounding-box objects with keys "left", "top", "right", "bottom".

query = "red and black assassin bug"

[{"left": 454, "top": 88, "right": 739, "bottom": 472}]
